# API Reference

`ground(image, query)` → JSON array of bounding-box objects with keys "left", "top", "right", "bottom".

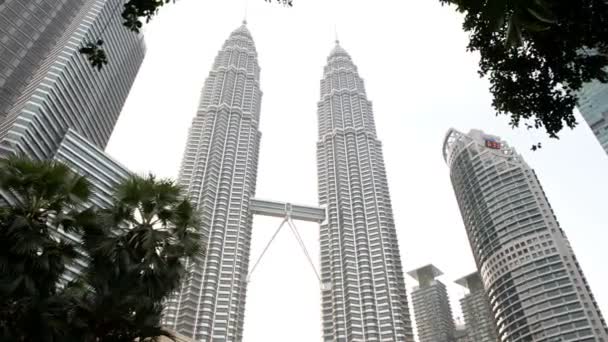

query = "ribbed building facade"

[
  {"left": 443, "top": 129, "right": 608, "bottom": 342},
  {"left": 455, "top": 272, "right": 498, "bottom": 342},
  {"left": 53, "top": 128, "right": 130, "bottom": 211},
  {"left": 53, "top": 128, "right": 131, "bottom": 281},
  {"left": 0, "top": 0, "right": 89, "bottom": 120},
  {"left": 316, "top": 41, "right": 413, "bottom": 341},
  {"left": 0, "top": 0, "right": 143, "bottom": 279},
  {"left": 408, "top": 265, "right": 455, "bottom": 342},
  {"left": 577, "top": 80, "right": 608, "bottom": 155},
  {"left": 161, "top": 22, "right": 262, "bottom": 341},
  {"left": 0, "top": 0, "right": 145, "bottom": 160}
]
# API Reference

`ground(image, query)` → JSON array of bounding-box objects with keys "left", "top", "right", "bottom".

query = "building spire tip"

[{"left": 334, "top": 25, "right": 339, "bottom": 46}]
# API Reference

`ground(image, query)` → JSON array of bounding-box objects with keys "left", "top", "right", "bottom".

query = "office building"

[
  {"left": 443, "top": 128, "right": 608, "bottom": 342},
  {"left": 577, "top": 80, "right": 608, "bottom": 155},
  {"left": 455, "top": 272, "right": 498, "bottom": 342},
  {"left": 53, "top": 128, "right": 130, "bottom": 210},
  {"left": 161, "top": 22, "right": 262, "bottom": 341},
  {"left": 408, "top": 265, "right": 455, "bottom": 342},
  {"left": 316, "top": 40, "right": 413, "bottom": 341},
  {"left": 53, "top": 128, "right": 131, "bottom": 280},
  {"left": 0, "top": 0, "right": 90, "bottom": 119},
  {"left": 0, "top": 0, "right": 145, "bottom": 160},
  {"left": 0, "top": 0, "right": 143, "bottom": 280}
]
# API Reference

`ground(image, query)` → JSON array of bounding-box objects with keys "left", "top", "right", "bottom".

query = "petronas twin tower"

[{"left": 162, "top": 22, "right": 413, "bottom": 341}]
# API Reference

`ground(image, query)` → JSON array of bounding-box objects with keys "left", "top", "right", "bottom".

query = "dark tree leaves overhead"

[
  {"left": 122, "top": 0, "right": 175, "bottom": 34},
  {"left": 440, "top": 0, "right": 608, "bottom": 139},
  {"left": 80, "top": 1, "right": 174, "bottom": 70}
]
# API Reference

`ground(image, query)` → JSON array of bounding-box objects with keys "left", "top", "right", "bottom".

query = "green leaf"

[
  {"left": 482, "top": 0, "right": 507, "bottom": 32},
  {"left": 528, "top": 0, "right": 557, "bottom": 24},
  {"left": 506, "top": 16, "right": 523, "bottom": 47}
]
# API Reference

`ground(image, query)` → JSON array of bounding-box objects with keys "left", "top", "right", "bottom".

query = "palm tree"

[
  {"left": 71, "top": 174, "right": 203, "bottom": 341},
  {"left": 0, "top": 156, "right": 95, "bottom": 341},
  {"left": 0, "top": 158, "right": 202, "bottom": 341}
]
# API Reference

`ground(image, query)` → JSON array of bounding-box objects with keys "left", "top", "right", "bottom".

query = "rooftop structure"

[{"left": 408, "top": 265, "right": 455, "bottom": 342}]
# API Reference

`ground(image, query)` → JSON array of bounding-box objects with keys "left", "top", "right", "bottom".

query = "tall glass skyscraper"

[
  {"left": 577, "top": 80, "right": 608, "bottom": 155},
  {"left": 316, "top": 41, "right": 413, "bottom": 341},
  {"left": 0, "top": 0, "right": 145, "bottom": 160},
  {"left": 0, "top": 0, "right": 90, "bottom": 120},
  {"left": 161, "top": 22, "right": 262, "bottom": 341},
  {"left": 443, "top": 129, "right": 608, "bottom": 342}
]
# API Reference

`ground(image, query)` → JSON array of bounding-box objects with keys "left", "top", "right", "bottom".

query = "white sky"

[{"left": 106, "top": 0, "right": 608, "bottom": 340}]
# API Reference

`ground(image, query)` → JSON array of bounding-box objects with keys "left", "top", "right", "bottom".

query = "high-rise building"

[
  {"left": 408, "top": 265, "right": 455, "bottom": 342},
  {"left": 53, "top": 129, "right": 130, "bottom": 211},
  {"left": 443, "top": 129, "right": 608, "bottom": 342},
  {"left": 0, "top": 0, "right": 145, "bottom": 160},
  {"left": 53, "top": 128, "right": 131, "bottom": 281},
  {"left": 0, "top": 1, "right": 143, "bottom": 276},
  {"left": 577, "top": 80, "right": 608, "bottom": 155},
  {"left": 316, "top": 40, "right": 413, "bottom": 341},
  {"left": 161, "top": 22, "right": 262, "bottom": 341},
  {"left": 454, "top": 324, "right": 471, "bottom": 342},
  {"left": 455, "top": 272, "right": 498, "bottom": 342},
  {"left": 0, "top": 0, "right": 90, "bottom": 120}
]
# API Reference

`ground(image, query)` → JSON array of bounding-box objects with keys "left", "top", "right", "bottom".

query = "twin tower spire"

[{"left": 162, "top": 22, "right": 413, "bottom": 341}]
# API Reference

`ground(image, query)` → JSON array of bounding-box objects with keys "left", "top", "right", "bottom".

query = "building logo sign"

[{"left": 485, "top": 139, "right": 501, "bottom": 150}]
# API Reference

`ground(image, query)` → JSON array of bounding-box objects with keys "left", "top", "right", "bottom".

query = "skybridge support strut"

[{"left": 247, "top": 198, "right": 326, "bottom": 286}]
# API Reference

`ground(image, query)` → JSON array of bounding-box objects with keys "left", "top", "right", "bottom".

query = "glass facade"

[
  {"left": 0, "top": 0, "right": 89, "bottom": 121},
  {"left": 53, "top": 128, "right": 130, "bottom": 209},
  {"left": 53, "top": 128, "right": 131, "bottom": 281},
  {"left": 0, "top": 0, "right": 144, "bottom": 283},
  {"left": 444, "top": 129, "right": 608, "bottom": 342},
  {"left": 0, "top": 0, "right": 145, "bottom": 160},
  {"left": 577, "top": 80, "right": 608, "bottom": 155}
]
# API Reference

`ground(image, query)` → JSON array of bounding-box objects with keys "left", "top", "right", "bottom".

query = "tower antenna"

[
  {"left": 334, "top": 24, "right": 339, "bottom": 44},
  {"left": 243, "top": 0, "right": 248, "bottom": 24}
]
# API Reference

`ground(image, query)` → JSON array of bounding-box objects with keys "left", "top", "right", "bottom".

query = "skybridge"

[{"left": 247, "top": 198, "right": 327, "bottom": 289}]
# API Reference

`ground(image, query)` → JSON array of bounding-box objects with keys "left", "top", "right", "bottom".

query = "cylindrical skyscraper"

[
  {"left": 443, "top": 129, "right": 608, "bottom": 342},
  {"left": 161, "top": 22, "right": 262, "bottom": 341},
  {"left": 316, "top": 41, "right": 413, "bottom": 341}
]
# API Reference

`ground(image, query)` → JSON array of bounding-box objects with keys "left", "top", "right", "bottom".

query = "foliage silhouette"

[
  {"left": 440, "top": 0, "right": 608, "bottom": 142},
  {"left": 0, "top": 157, "right": 203, "bottom": 341}
]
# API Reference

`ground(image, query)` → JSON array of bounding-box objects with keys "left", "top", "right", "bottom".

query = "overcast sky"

[{"left": 106, "top": 0, "right": 608, "bottom": 340}]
